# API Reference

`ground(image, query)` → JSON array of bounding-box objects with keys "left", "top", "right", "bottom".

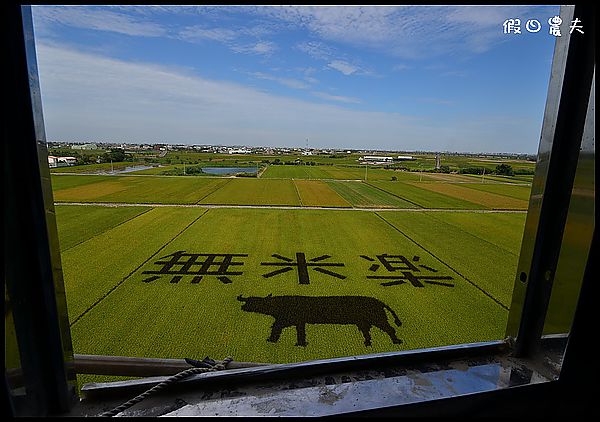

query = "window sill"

[{"left": 68, "top": 337, "right": 565, "bottom": 417}]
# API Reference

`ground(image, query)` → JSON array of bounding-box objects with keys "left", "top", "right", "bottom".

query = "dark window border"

[{"left": 4, "top": 3, "right": 595, "bottom": 417}]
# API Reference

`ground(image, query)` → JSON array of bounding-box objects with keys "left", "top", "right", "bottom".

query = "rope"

[{"left": 99, "top": 356, "right": 233, "bottom": 417}]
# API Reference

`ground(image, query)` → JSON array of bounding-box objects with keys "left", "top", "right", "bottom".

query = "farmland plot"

[
  {"left": 460, "top": 174, "right": 533, "bottom": 184},
  {"left": 368, "top": 181, "right": 486, "bottom": 209},
  {"left": 55, "top": 205, "right": 150, "bottom": 251},
  {"left": 199, "top": 178, "right": 301, "bottom": 206},
  {"left": 409, "top": 182, "right": 529, "bottom": 209},
  {"left": 68, "top": 207, "right": 513, "bottom": 383},
  {"left": 327, "top": 181, "right": 418, "bottom": 208},
  {"left": 261, "top": 165, "right": 331, "bottom": 179},
  {"left": 52, "top": 175, "right": 229, "bottom": 204},
  {"left": 61, "top": 207, "right": 206, "bottom": 324},
  {"left": 51, "top": 174, "right": 114, "bottom": 190},
  {"left": 293, "top": 180, "right": 351, "bottom": 207},
  {"left": 378, "top": 211, "right": 526, "bottom": 309},
  {"left": 461, "top": 183, "right": 532, "bottom": 201}
]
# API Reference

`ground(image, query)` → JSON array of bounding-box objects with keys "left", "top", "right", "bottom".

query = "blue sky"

[{"left": 32, "top": 5, "right": 561, "bottom": 153}]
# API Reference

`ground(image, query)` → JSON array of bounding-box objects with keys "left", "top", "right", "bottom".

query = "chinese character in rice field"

[
  {"left": 261, "top": 253, "right": 346, "bottom": 285},
  {"left": 142, "top": 251, "right": 248, "bottom": 284},
  {"left": 360, "top": 254, "right": 454, "bottom": 288}
]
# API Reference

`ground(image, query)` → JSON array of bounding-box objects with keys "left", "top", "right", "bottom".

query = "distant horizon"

[
  {"left": 34, "top": 5, "right": 558, "bottom": 155},
  {"left": 48, "top": 140, "right": 536, "bottom": 156}
]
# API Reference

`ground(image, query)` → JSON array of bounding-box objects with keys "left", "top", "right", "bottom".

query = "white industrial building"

[
  {"left": 228, "top": 148, "right": 250, "bottom": 154},
  {"left": 359, "top": 156, "right": 394, "bottom": 163},
  {"left": 48, "top": 156, "right": 77, "bottom": 168},
  {"left": 71, "top": 143, "right": 98, "bottom": 150}
]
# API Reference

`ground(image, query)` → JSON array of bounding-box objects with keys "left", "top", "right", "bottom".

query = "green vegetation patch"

[
  {"left": 460, "top": 174, "right": 532, "bottom": 184},
  {"left": 368, "top": 181, "right": 486, "bottom": 209},
  {"left": 293, "top": 180, "right": 351, "bottom": 207},
  {"left": 71, "top": 208, "right": 508, "bottom": 371},
  {"left": 261, "top": 165, "right": 332, "bottom": 179},
  {"left": 51, "top": 174, "right": 115, "bottom": 191},
  {"left": 55, "top": 205, "right": 150, "bottom": 251},
  {"left": 461, "top": 183, "right": 532, "bottom": 201},
  {"left": 410, "top": 182, "right": 529, "bottom": 209},
  {"left": 52, "top": 175, "right": 229, "bottom": 204},
  {"left": 419, "top": 173, "right": 482, "bottom": 183},
  {"left": 262, "top": 165, "right": 420, "bottom": 181},
  {"left": 378, "top": 211, "right": 526, "bottom": 309},
  {"left": 199, "top": 178, "right": 301, "bottom": 206},
  {"left": 327, "top": 181, "right": 418, "bottom": 208},
  {"left": 61, "top": 207, "right": 206, "bottom": 323}
]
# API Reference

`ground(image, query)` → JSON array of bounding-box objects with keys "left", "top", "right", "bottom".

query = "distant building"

[
  {"left": 396, "top": 155, "right": 415, "bottom": 161},
  {"left": 72, "top": 143, "right": 97, "bottom": 150},
  {"left": 359, "top": 156, "right": 394, "bottom": 164},
  {"left": 48, "top": 156, "right": 77, "bottom": 168},
  {"left": 228, "top": 148, "right": 250, "bottom": 154}
]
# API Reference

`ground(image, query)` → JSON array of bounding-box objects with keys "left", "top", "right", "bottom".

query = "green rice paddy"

[
  {"left": 50, "top": 167, "right": 568, "bottom": 388},
  {"left": 62, "top": 206, "right": 517, "bottom": 384}
]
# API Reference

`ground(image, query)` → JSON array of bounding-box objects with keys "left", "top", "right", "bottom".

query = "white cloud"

[
  {"left": 251, "top": 5, "right": 558, "bottom": 59},
  {"left": 296, "top": 41, "right": 334, "bottom": 61},
  {"left": 296, "top": 41, "right": 370, "bottom": 76},
  {"left": 178, "top": 26, "right": 238, "bottom": 43},
  {"left": 178, "top": 25, "right": 277, "bottom": 56},
  {"left": 34, "top": 42, "right": 541, "bottom": 153},
  {"left": 231, "top": 41, "right": 277, "bottom": 56},
  {"left": 327, "top": 60, "right": 359, "bottom": 76},
  {"left": 249, "top": 72, "right": 310, "bottom": 90},
  {"left": 32, "top": 6, "right": 167, "bottom": 37},
  {"left": 311, "top": 91, "right": 361, "bottom": 104}
]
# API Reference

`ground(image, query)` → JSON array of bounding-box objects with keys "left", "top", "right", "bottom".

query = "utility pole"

[
  {"left": 481, "top": 167, "right": 485, "bottom": 183},
  {"left": 183, "top": 161, "right": 186, "bottom": 175},
  {"left": 111, "top": 159, "right": 113, "bottom": 173}
]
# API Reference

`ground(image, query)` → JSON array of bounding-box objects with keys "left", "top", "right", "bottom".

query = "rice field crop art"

[{"left": 64, "top": 206, "right": 519, "bottom": 388}]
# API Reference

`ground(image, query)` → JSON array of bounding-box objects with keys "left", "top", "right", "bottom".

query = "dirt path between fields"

[{"left": 55, "top": 202, "right": 528, "bottom": 213}]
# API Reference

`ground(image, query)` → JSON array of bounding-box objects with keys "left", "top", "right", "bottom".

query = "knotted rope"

[{"left": 99, "top": 356, "right": 233, "bottom": 417}]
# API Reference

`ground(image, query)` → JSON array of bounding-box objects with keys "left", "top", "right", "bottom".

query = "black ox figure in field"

[{"left": 237, "top": 294, "right": 402, "bottom": 347}]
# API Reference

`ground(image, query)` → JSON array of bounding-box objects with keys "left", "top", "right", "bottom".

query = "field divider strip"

[
  {"left": 340, "top": 180, "right": 372, "bottom": 207},
  {"left": 69, "top": 208, "right": 211, "bottom": 328},
  {"left": 374, "top": 212, "right": 510, "bottom": 311},
  {"left": 54, "top": 202, "right": 528, "bottom": 213},
  {"left": 328, "top": 184, "right": 354, "bottom": 208},
  {"left": 363, "top": 181, "right": 424, "bottom": 208},
  {"left": 292, "top": 180, "right": 304, "bottom": 207},
  {"left": 59, "top": 207, "right": 154, "bottom": 253},
  {"left": 325, "top": 181, "right": 356, "bottom": 209},
  {"left": 194, "top": 178, "right": 232, "bottom": 204}
]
